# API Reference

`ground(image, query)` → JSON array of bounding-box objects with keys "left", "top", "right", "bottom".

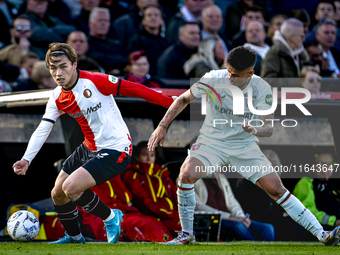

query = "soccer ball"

[{"left": 7, "top": 210, "right": 40, "bottom": 241}]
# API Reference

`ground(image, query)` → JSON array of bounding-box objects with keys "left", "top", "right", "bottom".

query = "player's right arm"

[
  {"left": 148, "top": 89, "right": 196, "bottom": 151},
  {"left": 13, "top": 94, "right": 63, "bottom": 175}
]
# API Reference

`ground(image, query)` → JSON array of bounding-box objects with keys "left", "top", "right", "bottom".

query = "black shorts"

[{"left": 62, "top": 143, "right": 131, "bottom": 186}]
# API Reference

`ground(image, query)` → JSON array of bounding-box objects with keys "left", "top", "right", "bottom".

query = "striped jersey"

[{"left": 41, "top": 70, "right": 173, "bottom": 154}]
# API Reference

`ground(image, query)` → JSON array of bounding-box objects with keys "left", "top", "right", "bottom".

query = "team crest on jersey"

[
  {"left": 108, "top": 75, "right": 118, "bottom": 84},
  {"left": 83, "top": 89, "right": 92, "bottom": 98},
  {"left": 265, "top": 94, "right": 273, "bottom": 106}
]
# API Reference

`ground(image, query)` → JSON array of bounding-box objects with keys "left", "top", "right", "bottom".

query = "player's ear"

[
  {"left": 73, "top": 61, "right": 77, "bottom": 70},
  {"left": 248, "top": 69, "right": 255, "bottom": 77}
]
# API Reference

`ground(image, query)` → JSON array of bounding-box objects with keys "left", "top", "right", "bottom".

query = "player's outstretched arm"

[
  {"left": 242, "top": 114, "right": 274, "bottom": 137},
  {"left": 148, "top": 90, "right": 195, "bottom": 151},
  {"left": 12, "top": 120, "right": 54, "bottom": 175}
]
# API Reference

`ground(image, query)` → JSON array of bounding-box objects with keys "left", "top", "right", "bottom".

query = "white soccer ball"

[{"left": 7, "top": 210, "right": 40, "bottom": 241}]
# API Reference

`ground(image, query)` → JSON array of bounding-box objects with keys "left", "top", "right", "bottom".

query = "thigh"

[
  {"left": 189, "top": 141, "right": 229, "bottom": 177},
  {"left": 229, "top": 143, "right": 273, "bottom": 184},
  {"left": 63, "top": 167, "right": 97, "bottom": 193}
]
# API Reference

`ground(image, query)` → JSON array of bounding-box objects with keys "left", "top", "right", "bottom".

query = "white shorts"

[{"left": 189, "top": 138, "right": 273, "bottom": 184}]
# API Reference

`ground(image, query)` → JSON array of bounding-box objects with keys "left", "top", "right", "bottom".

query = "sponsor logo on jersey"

[
  {"left": 108, "top": 75, "right": 118, "bottom": 84},
  {"left": 197, "top": 81, "right": 222, "bottom": 107},
  {"left": 83, "top": 89, "right": 92, "bottom": 98},
  {"left": 265, "top": 94, "right": 272, "bottom": 106},
  {"left": 68, "top": 102, "right": 102, "bottom": 118}
]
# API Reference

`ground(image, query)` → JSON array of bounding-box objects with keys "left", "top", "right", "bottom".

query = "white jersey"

[
  {"left": 22, "top": 70, "right": 174, "bottom": 163},
  {"left": 190, "top": 69, "right": 273, "bottom": 148}
]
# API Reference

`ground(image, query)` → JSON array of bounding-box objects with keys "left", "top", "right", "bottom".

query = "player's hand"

[
  {"left": 229, "top": 216, "right": 251, "bottom": 228},
  {"left": 242, "top": 121, "right": 257, "bottom": 135},
  {"left": 13, "top": 159, "right": 29, "bottom": 175},
  {"left": 148, "top": 125, "right": 167, "bottom": 151}
]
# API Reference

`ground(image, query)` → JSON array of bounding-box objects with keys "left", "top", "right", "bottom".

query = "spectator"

[
  {"left": 0, "top": 0, "right": 19, "bottom": 44},
  {"left": 99, "top": 0, "right": 130, "bottom": 23},
  {"left": 47, "top": 0, "right": 74, "bottom": 25},
  {"left": 300, "top": 66, "right": 322, "bottom": 92},
  {"left": 166, "top": 0, "right": 210, "bottom": 44},
  {"left": 244, "top": 21, "right": 270, "bottom": 75},
  {"left": 292, "top": 9, "right": 311, "bottom": 35},
  {"left": 334, "top": 0, "right": 340, "bottom": 26},
  {"left": 235, "top": 149, "right": 315, "bottom": 241},
  {"left": 24, "top": 0, "right": 76, "bottom": 51},
  {"left": 124, "top": 50, "right": 165, "bottom": 88},
  {"left": 112, "top": 0, "right": 159, "bottom": 46},
  {"left": 184, "top": 37, "right": 225, "bottom": 78},
  {"left": 305, "top": 1, "right": 340, "bottom": 52},
  {"left": 9, "top": 14, "right": 44, "bottom": 59},
  {"left": 127, "top": 4, "right": 169, "bottom": 76},
  {"left": 73, "top": 0, "right": 100, "bottom": 35},
  {"left": 0, "top": 44, "right": 26, "bottom": 68},
  {"left": 195, "top": 172, "right": 275, "bottom": 241},
  {"left": 87, "top": 7, "right": 127, "bottom": 75},
  {"left": 293, "top": 151, "right": 340, "bottom": 231},
  {"left": 66, "top": 31, "right": 89, "bottom": 59},
  {"left": 123, "top": 141, "right": 181, "bottom": 237},
  {"left": 225, "top": 0, "right": 269, "bottom": 42},
  {"left": 18, "top": 51, "right": 39, "bottom": 79},
  {"left": 232, "top": 6, "right": 272, "bottom": 48},
  {"left": 201, "top": 5, "right": 229, "bottom": 56},
  {"left": 315, "top": 19, "right": 340, "bottom": 77},
  {"left": 80, "top": 175, "right": 173, "bottom": 242},
  {"left": 304, "top": 40, "right": 330, "bottom": 76},
  {"left": 63, "top": 0, "right": 82, "bottom": 18},
  {"left": 77, "top": 56, "right": 100, "bottom": 72},
  {"left": 267, "top": 14, "right": 287, "bottom": 39},
  {"left": 261, "top": 18, "right": 308, "bottom": 81},
  {"left": 157, "top": 22, "right": 199, "bottom": 79},
  {"left": 14, "top": 60, "right": 56, "bottom": 91}
]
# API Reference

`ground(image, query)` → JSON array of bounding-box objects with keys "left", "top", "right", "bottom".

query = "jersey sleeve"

[
  {"left": 254, "top": 80, "right": 274, "bottom": 113},
  {"left": 190, "top": 72, "right": 214, "bottom": 99},
  {"left": 83, "top": 71, "right": 174, "bottom": 108}
]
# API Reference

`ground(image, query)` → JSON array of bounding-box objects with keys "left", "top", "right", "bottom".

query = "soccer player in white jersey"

[
  {"left": 12, "top": 43, "right": 175, "bottom": 244},
  {"left": 148, "top": 46, "right": 340, "bottom": 246}
]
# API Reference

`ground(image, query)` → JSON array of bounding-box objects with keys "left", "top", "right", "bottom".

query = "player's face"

[
  {"left": 49, "top": 55, "right": 77, "bottom": 89},
  {"left": 226, "top": 64, "right": 254, "bottom": 90},
  {"left": 136, "top": 147, "right": 156, "bottom": 164}
]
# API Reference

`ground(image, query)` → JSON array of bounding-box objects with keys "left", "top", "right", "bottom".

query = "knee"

[
  {"left": 267, "top": 184, "right": 287, "bottom": 201},
  {"left": 51, "top": 187, "right": 66, "bottom": 205},
  {"left": 178, "top": 163, "right": 194, "bottom": 184},
  {"left": 62, "top": 182, "right": 78, "bottom": 201}
]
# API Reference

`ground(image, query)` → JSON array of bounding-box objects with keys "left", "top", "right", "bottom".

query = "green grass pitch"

[{"left": 0, "top": 241, "right": 339, "bottom": 255}]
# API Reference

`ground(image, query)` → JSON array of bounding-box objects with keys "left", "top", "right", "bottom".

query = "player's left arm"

[{"left": 242, "top": 114, "right": 274, "bottom": 137}]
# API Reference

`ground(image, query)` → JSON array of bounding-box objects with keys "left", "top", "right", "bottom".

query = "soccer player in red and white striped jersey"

[{"left": 12, "top": 43, "right": 174, "bottom": 244}]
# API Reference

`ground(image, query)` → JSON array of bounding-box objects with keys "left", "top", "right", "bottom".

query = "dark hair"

[
  {"left": 304, "top": 40, "right": 321, "bottom": 49},
  {"left": 317, "top": 0, "right": 336, "bottom": 12},
  {"left": 142, "top": 4, "right": 164, "bottom": 19},
  {"left": 226, "top": 46, "right": 257, "bottom": 71},
  {"left": 133, "top": 141, "right": 149, "bottom": 160},
  {"left": 245, "top": 5, "right": 264, "bottom": 17},
  {"left": 179, "top": 21, "right": 199, "bottom": 33},
  {"left": 292, "top": 8, "right": 311, "bottom": 23},
  {"left": 77, "top": 57, "right": 100, "bottom": 72},
  {"left": 45, "top": 43, "right": 77, "bottom": 68}
]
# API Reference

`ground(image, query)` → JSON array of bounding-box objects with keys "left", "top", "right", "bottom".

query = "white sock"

[
  {"left": 103, "top": 209, "right": 115, "bottom": 222},
  {"left": 177, "top": 183, "right": 195, "bottom": 236},
  {"left": 277, "top": 190, "right": 323, "bottom": 237},
  {"left": 70, "top": 233, "right": 83, "bottom": 240}
]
